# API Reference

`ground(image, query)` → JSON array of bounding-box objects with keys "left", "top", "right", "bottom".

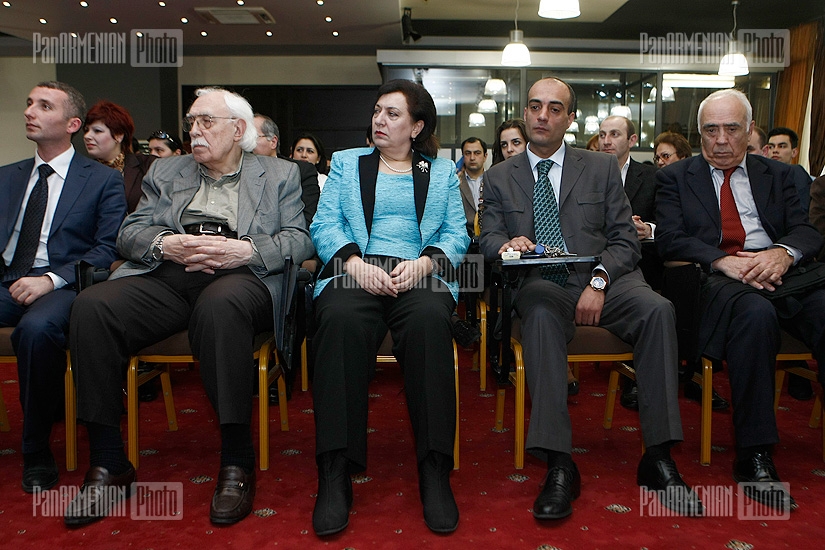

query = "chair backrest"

[{"left": 0, "top": 327, "right": 15, "bottom": 358}]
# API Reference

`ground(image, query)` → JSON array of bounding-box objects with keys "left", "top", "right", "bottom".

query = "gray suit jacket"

[
  {"left": 457, "top": 170, "right": 478, "bottom": 236},
  {"left": 480, "top": 147, "right": 642, "bottom": 289},
  {"left": 111, "top": 152, "right": 314, "bottom": 339}
]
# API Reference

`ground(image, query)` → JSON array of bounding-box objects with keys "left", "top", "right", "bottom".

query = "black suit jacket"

[
  {"left": 624, "top": 158, "right": 657, "bottom": 221},
  {"left": 655, "top": 154, "right": 822, "bottom": 271}
]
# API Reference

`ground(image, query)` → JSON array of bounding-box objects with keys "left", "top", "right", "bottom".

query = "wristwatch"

[
  {"left": 430, "top": 257, "right": 444, "bottom": 277},
  {"left": 589, "top": 276, "right": 607, "bottom": 292},
  {"left": 151, "top": 235, "right": 165, "bottom": 261}
]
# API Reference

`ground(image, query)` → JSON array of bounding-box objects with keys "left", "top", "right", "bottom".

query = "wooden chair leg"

[
  {"left": 494, "top": 388, "right": 506, "bottom": 433},
  {"left": 258, "top": 342, "right": 273, "bottom": 471},
  {"left": 699, "top": 358, "right": 713, "bottom": 466},
  {"left": 127, "top": 357, "right": 140, "bottom": 468},
  {"left": 300, "top": 338, "right": 309, "bottom": 392},
  {"left": 453, "top": 341, "right": 460, "bottom": 470},
  {"left": 277, "top": 372, "right": 289, "bottom": 432},
  {"left": 478, "top": 301, "right": 487, "bottom": 392},
  {"left": 512, "top": 341, "right": 525, "bottom": 470},
  {"left": 604, "top": 368, "right": 621, "bottom": 429},
  {"left": 159, "top": 367, "right": 178, "bottom": 431},
  {"left": 0, "top": 384, "right": 9, "bottom": 432},
  {"left": 774, "top": 369, "right": 787, "bottom": 412},
  {"left": 810, "top": 395, "right": 822, "bottom": 429},
  {"left": 64, "top": 354, "right": 77, "bottom": 471}
]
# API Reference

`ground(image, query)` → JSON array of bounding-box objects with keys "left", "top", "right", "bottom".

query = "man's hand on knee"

[{"left": 9, "top": 276, "right": 54, "bottom": 306}]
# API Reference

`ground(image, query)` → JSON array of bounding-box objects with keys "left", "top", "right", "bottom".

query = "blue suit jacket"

[
  {"left": 0, "top": 152, "right": 127, "bottom": 286},
  {"left": 655, "top": 153, "right": 823, "bottom": 271},
  {"left": 311, "top": 147, "right": 470, "bottom": 300}
]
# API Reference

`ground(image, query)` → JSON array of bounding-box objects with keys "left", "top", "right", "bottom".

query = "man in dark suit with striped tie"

[
  {"left": 0, "top": 81, "right": 126, "bottom": 493},
  {"left": 656, "top": 89, "right": 825, "bottom": 511}
]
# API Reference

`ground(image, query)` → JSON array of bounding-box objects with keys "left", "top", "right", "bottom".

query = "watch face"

[{"left": 591, "top": 277, "right": 606, "bottom": 290}]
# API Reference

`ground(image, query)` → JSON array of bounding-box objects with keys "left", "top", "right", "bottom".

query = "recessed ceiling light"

[
  {"left": 80, "top": 1, "right": 88, "bottom": 7},
  {"left": 135, "top": 31, "right": 143, "bottom": 37},
  {"left": 158, "top": 1, "right": 166, "bottom": 6},
  {"left": 332, "top": 31, "right": 339, "bottom": 37},
  {"left": 200, "top": 31, "right": 207, "bottom": 37},
  {"left": 316, "top": 0, "right": 324, "bottom": 5},
  {"left": 39, "top": 18, "right": 47, "bottom": 24},
  {"left": 236, "top": 0, "right": 244, "bottom": 4},
  {"left": 71, "top": 32, "right": 78, "bottom": 38},
  {"left": 266, "top": 30, "right": 273, "bottom": 37},
  {"left": 2, "top": 1, "right": 11, "bottom": 7},
  {"left": 180, "top": 17, "right": 188, "bottom": 23},
  {"left": 325, "top": 16, "right": 332, "bottom": 23},
  {"left": 109, "top": 17, "right": 117, "bottom": 24}
]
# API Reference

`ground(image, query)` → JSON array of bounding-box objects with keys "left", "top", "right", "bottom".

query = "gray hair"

[
  {"left": 254, "top": 113, "right": 280, "bottom": 154},
  {"left": 194, "top": 87, "right": 257, "bottom": 152},
  {"left": 697, "top": 89, "right": 752, "bottom": 129}
]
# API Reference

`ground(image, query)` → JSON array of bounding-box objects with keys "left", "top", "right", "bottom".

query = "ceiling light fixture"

[
  {"left": 484, "top": 78, "right": 507, "bottom": 97},
  {"left": 39, "top": 18, "right": 47, "bottom": 24},
  {"left": 109, "top": 17, "right": 117, "bottom": 24},
  {"left": 538, "top": 0, "right": 580, "bottom": 20},
  {"left": 610, "top": 105, "right": 632, "bottom": 118},
  {"left": 501, "top": 0, "right": 531, "bottom": 66},
  {"left": 718, "top": 0, "right": 749, "bottom": 76},
  {"left": 266, "top": 30, "right": 273, "bottom": 36},
  {"left": 158, "top": 1, "right": 165, "bottom": 6},
  {"left": 200, "top": 31, "right": 207, "bottom": 37},
  {"left": 325, "top": 16, "right": 332, "bottom": 23},
  {"left": 80, "top": 1, "right": 88, "bottom": 7},
  {"left": 478, "top": 99, "right": 498, "bottom": 113},
  {"left": 2, "top": 1, "right": 11, "bottom": 6},
  {"left": 468, "top": 112, "right": 486, "bottom": 127},
  {"left": 332, "top": 31, "right": 339, "bottom": 37},
  {"left": 647, "top": 85, "right": 675, "bottom": 103},
  {"left": 180, "top": 17, "right": 188, "bottom": 24}
]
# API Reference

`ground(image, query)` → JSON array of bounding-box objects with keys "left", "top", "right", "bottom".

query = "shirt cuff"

[
  {"left": 240, "top": 236, "right": 264, "bottom": 268},
  {"left": 46, "top": 272, "right": 67, "bottom": 290},
  {"left": 774, "top": 244, "right": 801, "bottom": 265},
  {"left": 591, "top": 263, "right": 611, "bottom": 284}
]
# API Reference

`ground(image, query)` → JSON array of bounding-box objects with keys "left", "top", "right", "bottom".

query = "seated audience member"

[
  {"left": 748, "top": 125, "right": 769, "bottom": 156},
  {"left": 492, "top": 118, "right": 528, "bottom": 165},
  {"left": 64, "top": 86, "right": 313, "bottom": 527},
  {"left": 656, "top": 89, "right": 825, "bottom": 511},
  {"left": 480, "top": 76, "right": 702, "bottom": 520},
  {"left": 767, "top": 126, "right": 814, "bottom": 214},
  {"left": 147, "top": 130, "right": 184, "bottom": 158},
  {"left": 653, "top": 132, "right": 692, "bottom": 168},
  {"left": 309, "top": 79, "right": 469, "bottom": 536},
  {"left": 291, "top": 133, "right": 328, "bottom": 191},
  {"left": 458, "top": 137, "right": 487, "bottom": 235},
  {"left": 84, "top": 101, "right": 155, "bottom": 213},
  {"left": 0, "top": 81, "right": 126, "bottom": 495}
]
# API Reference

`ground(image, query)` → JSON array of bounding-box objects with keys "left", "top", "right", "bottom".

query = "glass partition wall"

[{"left": 384, "top": 65, "right": 776, "bottom": 158}]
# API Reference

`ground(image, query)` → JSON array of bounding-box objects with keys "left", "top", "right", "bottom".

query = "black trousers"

[
  {"left": 312, "top": 275, "right": 456, "bottom": 472},
  {"left": 71, "top": 262, "right": 273, "bottom": 429}
]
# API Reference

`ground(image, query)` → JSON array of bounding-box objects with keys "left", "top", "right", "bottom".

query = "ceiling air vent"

[{"left": 194, "top": 7, "right": 276, "bottom": 25}]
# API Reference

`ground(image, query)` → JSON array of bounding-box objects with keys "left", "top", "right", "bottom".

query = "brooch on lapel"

[{"left": 416, "top": 160, "right": 429, "bottom": 173}]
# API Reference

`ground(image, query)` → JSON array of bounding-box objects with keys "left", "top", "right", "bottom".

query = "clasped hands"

[
  {"left": 162, "top": 234, "right": 253, "bottom": 274},
  {"left": 498, "top": 236, "right": 605, "bottom": 327},
  {"left": 345, "top": 255, "right": 431, "bottom": 296},
  {"left": 711, "top": 248, "right": 793, "bottom": 291}
]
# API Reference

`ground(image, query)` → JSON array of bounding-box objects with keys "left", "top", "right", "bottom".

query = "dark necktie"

[
  {"left": 533, "top": 159, "right": 568, "bottom": 285},
  {"left": 718, "top": 166, "right": 745, "bottom": 255},
  {"left": 3, "top": 163, "right": 53, "bottom": 282}
]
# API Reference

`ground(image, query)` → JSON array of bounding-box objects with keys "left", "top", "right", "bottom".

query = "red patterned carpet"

[{"left": 0, "top": 352, "right": 823, "bottom": 549}]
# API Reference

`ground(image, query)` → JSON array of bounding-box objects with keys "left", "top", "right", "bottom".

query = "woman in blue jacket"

[{"left": 310, "top": 79, "right": 469, "bottom": 536}]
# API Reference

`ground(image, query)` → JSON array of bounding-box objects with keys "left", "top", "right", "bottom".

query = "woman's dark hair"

[
  {"left": 148, "top": 130, "right": 184, "bottom": 154},
  {"left": 290, "top": 132, "right": 327, "bottom": 175},
  {"left": 653, "top": 131, "right": 692, "bottom": 160},
  {"left": 84, "top": 100, "right": 135, "bottom": 154},
  {"left": 375, "top": 79, "right": 439, "bottom": 158},
  {"left": 492, "top": 118, "right": 528, "bottom": 165}
]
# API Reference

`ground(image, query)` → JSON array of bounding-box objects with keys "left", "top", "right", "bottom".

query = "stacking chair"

[
  {"left": 375, "top": 330, "right": 461, "bottom": 470},
  {"left": 0, "top": 327, "right": 16, "bottom": 432},
  {"left": 494, "top": 320, "right": 634, "bottom": 469},
  {"left": 773, "top": 337, "right": 823, "bottom": 462}
]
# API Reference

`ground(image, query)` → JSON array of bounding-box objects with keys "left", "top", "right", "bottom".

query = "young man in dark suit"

[
  {"left": 0, "top": 81, "right": 127, "bottom": 493},
  {"left": 656, "top": 89, "right": 825, "bottom": 510},
  {"left": 480, "top": 76, "right": 701, "bottom": 520}
]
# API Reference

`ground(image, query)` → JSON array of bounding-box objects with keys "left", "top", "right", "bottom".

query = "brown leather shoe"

[
  {"left": 210, "top": 466, "right": 256, "bottom": 525},
  {"left": 64, "top": 465, "right": 136, "bottom": 527}
]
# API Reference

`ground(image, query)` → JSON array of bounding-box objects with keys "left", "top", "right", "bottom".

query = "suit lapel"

[
  {"left": 411, "top": 150, "right": 430, "bottom": 225},
  {"left": 359, "top": 149, "right": 380, "bottom": 235},
  {"left": 51, "top": 155, "right": 90, "bottom": 234},
  {"left": 509, "top": 152, "right": 535, "bottom": 205},
  {"left": 458, "top": 171, "right": 475, "bottom": 212},
  {"left": 624, "top": 159, "right": 642, "bottom": 203},
  {"left": 170, "top": 161, "right": 202, "bottom": 231},
  {"left": 559, "top": 147, "right": 584, "bottom": 208},
  {"left": 3, "top": 159, "right": 34, "bottom": 238},
  {"left": 687, "top": 156, "right": 722, "bottom": 233},
  {"left": 237, "top": 153, "right": 265, "bottom": 236}
]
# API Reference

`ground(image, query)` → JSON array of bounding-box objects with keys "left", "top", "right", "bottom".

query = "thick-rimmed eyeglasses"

[
  {"left": 653, "top": 152, "right": 674, "bottom": 164},
  {"left": 182, "top": 114, "right": 237, "bottom": 132}
]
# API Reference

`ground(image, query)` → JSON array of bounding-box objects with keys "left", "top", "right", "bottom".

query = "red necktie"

[{"left": 718, "top": 167, "right": 745, "bottom": 255}]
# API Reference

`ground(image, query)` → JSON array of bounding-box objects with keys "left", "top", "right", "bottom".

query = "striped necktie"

[
  {"left": 533, "top": 159, "right": 568, "bottom": 285},
  {"left": 3, "top": 163, "right": 53, "bottom": 282}
]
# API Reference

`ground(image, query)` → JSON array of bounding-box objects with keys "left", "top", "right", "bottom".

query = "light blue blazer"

[{"left": 311, "top": 147, "right": 470, "bottom": 301}]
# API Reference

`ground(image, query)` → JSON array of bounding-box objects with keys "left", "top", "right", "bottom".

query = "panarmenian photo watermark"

[
  {"left": 639, "top": 29, "right": 789, "bottom": 68},
  {"left": 33, "top": 482, "right": 184, "bottom": 520},
  {"left": 32, "top": 29, "right": 183, "bottom": 67},
  {"left": 639, "top": 483, "right": 792, "bottom": 520}
]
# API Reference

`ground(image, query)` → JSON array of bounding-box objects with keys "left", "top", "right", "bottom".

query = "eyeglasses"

[
  {"left": 182, "top": 114, "right": 237, "bottom": 132},
  {"left": 653, "top": 151, "right": 674, "bottom": 164}
]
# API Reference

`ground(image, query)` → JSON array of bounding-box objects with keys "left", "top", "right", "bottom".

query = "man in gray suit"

[
  {"left": 65, "top": 87, "right": 313, "bottom": 526},
  {"left": 457, "top": 137, "right": 487, "bottom": 236},
  {"left": 480, "top": 77, "right": 701, "bottom": 520}
]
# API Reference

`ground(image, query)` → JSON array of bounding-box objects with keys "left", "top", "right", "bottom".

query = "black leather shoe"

[
  {"left": 419, "top": 451, "right": 459, "bottom": 533},
  {"left": 637, "top": 453, "right": 704, "bottom": 516},
  {"left": 788, "top": 373, "right": 814, "bottom": 401},
  {"left": 210, "top": 466, "right": 256, "bottom": 524},
  {"left": 620, "top": 381, "right": 639, "bottom": 411},
  {"left": 22, "top": 450, "right": 58, "bottom": 493},
  {"left": 64, "top": 465, "right": 136, "bottom": 526},
  {"left": 683, "top": 379, "right": 730, "bottom": 411},
  {"left": 533, "top": 463, "right": 581, "bottom": 519},
  {"left": 313, "top": 450, "right": 353, "bottom": 536},
  {"left": 733, "top": 452, "right": 795, "bottom": 511},
  {"left": 567, "top": 380, "right": 580, "bottom": 396}
]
